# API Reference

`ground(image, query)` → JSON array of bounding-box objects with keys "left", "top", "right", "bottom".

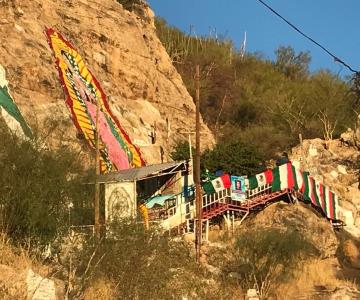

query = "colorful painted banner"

[
  {"left": 231, "top": 175, "right": 247, "bottom": 201},
  {"left": 0, "top": 65, "right": 32, "bottom": 138},
  {"left": 46, "top": 28, "right": 145, "bottom": 172}
]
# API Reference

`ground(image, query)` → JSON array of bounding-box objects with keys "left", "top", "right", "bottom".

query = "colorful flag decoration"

[
  {"left": 248, "top": 169, "right": 273, "bottom": 189},
  {"left": 292, "top": 165, "right": 304, "bottom": 192},
  {"left": 202, "top": 181, "right": 215, "bottom": 195},
  {"left": 0, "top": 65, "right": 32, "bottom": 138},
  {"left": 202, "top": 174, "right": 231, "bottom": 194},
  {"left": 212, "top": 174, "right": 231, "bottom": 192},
  {"left": 272, "top": 163, "right": 294, "bottom": 192},
  {"left": 260, "top": 163, "right": 339, "bottom": 220},
  {"left": 46, "top": 28, "right": 145, "bottom": 173},
  {"left": 201, "top": 163, "right": 340, "bottom": 220}
]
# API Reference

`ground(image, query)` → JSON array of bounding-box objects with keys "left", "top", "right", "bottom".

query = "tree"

[
  {"left": 201, "top": 141, "right": 264, "bottom": 176},
  {"left": 170, "top": 140, "right": 194, "bottom": 161},
  {"left": 275, "top": 46, "right": 311, "bottom": 79},
  {"left": 156, "top": 21, "right": 357, "bottom": 161}
]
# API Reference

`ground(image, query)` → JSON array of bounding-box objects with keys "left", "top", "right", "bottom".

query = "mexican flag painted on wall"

[
  {"left": 248, "top": 169, "right": 273, "bottom": 189},
  {"left": 0, "top": 65, "right": 32, "bottom": 138},
  {"left": 203, "top": 174, "right": 231, "bottom": 194},
  {"left": 272, "top": 163, "right": 294, "bottom": 192}
]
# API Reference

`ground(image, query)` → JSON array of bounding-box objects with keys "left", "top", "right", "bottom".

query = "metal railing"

[
  {"left": 246, "top": 184, "right": 272, "bottom": 199},
  {"left": 202, "top": 188, "right": 231, "bottom": 208}
]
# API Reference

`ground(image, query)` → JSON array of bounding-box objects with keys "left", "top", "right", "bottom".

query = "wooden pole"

[
  {"left": 195, "top": 65, "right": 202, "bottom": 263},
  {"left": 94, "top": 95, "right": 100, "bottom": 238}
]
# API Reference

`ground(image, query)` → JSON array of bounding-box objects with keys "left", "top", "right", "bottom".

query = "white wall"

[{"left": 105, "top": 182, "right": 136, "bottom": 222}]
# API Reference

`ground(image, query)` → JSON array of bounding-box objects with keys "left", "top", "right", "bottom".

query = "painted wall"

[{"left": 105, "top": 182, "right": 136, "bottom": 222}]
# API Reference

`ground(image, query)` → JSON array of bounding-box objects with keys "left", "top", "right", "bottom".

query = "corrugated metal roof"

[{"left": 98, "top": 161, "right": 186, "bottom": 183}]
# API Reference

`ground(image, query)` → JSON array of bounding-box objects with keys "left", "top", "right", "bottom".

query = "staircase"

[
  {"left": 159, "top": 184, "right": 290, "bottom": 231},
  {"left": 201, "top": 184, "right": 288, "bottom": 220}
]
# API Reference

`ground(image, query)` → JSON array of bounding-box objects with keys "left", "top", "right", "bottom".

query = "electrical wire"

[{"left": 255, "top": 0, "right": 358, "bottom": 73}]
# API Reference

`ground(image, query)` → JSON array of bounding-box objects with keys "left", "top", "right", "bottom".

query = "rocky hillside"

[
  {"left": 290, "top": 138, "right": 360, "bottom": 236},
  {"left": 0, "top": 0, "right": 214, "bottom": 165}
]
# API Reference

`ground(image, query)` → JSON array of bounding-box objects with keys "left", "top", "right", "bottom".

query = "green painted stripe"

[{"left": 272, "top": 167, "right": 281, "bottom": 192}]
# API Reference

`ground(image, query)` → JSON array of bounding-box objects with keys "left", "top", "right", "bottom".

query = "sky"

[{"left": 148, "top": 0, "right": 360, "bottom": 77}]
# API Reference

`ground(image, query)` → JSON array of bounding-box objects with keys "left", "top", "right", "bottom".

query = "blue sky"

[{"left": 148, "top": 0, "right": 360, "bottom": 77}]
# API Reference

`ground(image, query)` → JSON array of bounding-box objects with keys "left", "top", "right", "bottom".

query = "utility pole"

[
  {"left": 94, "top": 95, "right": 100, "bottom": 238},
  {"left": 195, "top": 65, "right": 202, "bottom": 263}
]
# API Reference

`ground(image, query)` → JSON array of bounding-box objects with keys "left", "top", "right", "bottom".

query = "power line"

[{"left": 255, "top": 0, "right": 358, "bottom": 74}]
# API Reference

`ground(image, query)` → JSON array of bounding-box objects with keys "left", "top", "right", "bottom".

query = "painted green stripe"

[
  {"left": 105, "top": 114, "right": 133, "bottom": 162},
  {"left": 303, "top": 172, "right": 310, "bottom": 202},
  {"left": 272, "top": 167, "right": 281, "bottom": 192},
  {"left": 0, "top": 86, "right": 32, "bottom": 137},
  {"left": 203, "top": 182, "right": 215, "bottom": 194},
  {"left": 323, "top": 185, "right": 328, "bottom": 217},
  {"left": 292, "top": 165, "right": 299, "bottom": 190},
  {"left": 248, "top": 176, "right": 258, "bottom": 190}
]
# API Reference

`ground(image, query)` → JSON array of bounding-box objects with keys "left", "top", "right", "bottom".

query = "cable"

[{"left": 255, "top": 0, "right": 358, "bottom": 73}]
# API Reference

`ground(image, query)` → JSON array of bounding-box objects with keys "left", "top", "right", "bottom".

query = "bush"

[
  {"left": 201, "top": 141, "right": 264, "bottom": 176},
  {"left": 71, "top": 220, "right": 202, "bottom": 299},
  {"left": 170, "top": 140, "right": 194, "bottom": 161},
  {"left": 117, "top": 0, "right": 142, "bottom": 12},
  {"left": 229, "top": 228, "right": 318, "bottom": 298},
  {"left": 0, "top": 122, "right": 89, "bottom": 250}
]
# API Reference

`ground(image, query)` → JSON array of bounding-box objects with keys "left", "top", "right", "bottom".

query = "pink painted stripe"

[{"left": 87, "top": 102, "right": 130, "bottom": 170}]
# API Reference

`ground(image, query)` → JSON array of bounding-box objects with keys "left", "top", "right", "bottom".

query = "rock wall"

[
  {"left": 0, "top": 0, "right": 214, "bottom": 165},
  {"left": 289, "top": 138, "right": 360, "bottom": 236}
]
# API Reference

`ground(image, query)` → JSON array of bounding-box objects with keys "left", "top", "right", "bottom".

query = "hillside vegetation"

[{"left": 156, "top": 18, "right": 358, "bottom": 160}]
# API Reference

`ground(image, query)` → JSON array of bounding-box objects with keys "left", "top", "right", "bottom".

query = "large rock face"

[
  {"left": 245, "top": 201, "right": 339, "bottom": 258},
  {"left": 290, "top": 138, "right": 360, "bottom": 236},
  {"left": 0, "top": 0, "right": 214, "bottom": 165}
]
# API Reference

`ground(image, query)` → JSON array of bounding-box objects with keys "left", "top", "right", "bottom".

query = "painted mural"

[
  {"left": 0, "top": 64, "right": 32, "bottom": 138},
  {"left": 46, "top": 28, "right": 145, "bottom": 173}
]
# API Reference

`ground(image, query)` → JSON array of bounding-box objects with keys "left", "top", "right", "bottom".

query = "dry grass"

[
  {"left": 83, "top": 278, "right": 117, "bottom": 300},
  {"left": 0, "top": 233, "right": 30, "bottom": 299},
  {"left": 343, "top": 239, "right": 360, "bottom": 268},
  {"left": 275, "top": 258, "right": 357, "bottom": 299}
]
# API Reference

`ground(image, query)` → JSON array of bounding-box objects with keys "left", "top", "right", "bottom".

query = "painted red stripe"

[
  {"left": 287, "top": 163, "right": 294, "bottom": 189},
  {"left": 328, "top": 190, "right": 334, "bottom": 219},
  {"left": 264, "top": 169, "right": 273, "bottom": 183},
  {"left": 309, "top": 177, "right": 316, "bottom": 205},
  {"left": 221, "top": 174, "right": 231, "bottom": 188},
  {"left": 319, "top": 183, "right": 325, "bottom": 212}
]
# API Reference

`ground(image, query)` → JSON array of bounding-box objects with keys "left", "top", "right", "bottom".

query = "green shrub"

[
  {"left": 170, "top": 140, "right": 194, "bottom": 161},
  {"left": 71, "top": 220, "right": 202, "bottom": 299},
  {"left": 0, "top": 122, "right": 89, "bottom": 250},
  {"left": 116, "top": 0, "right": 142, "bottom": 11},
  {"left": 201, "top": 141, "right": 264, "bottom": 176},
  {"left": 229, "top": 228, "right": 318, "bottom": 298}
]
